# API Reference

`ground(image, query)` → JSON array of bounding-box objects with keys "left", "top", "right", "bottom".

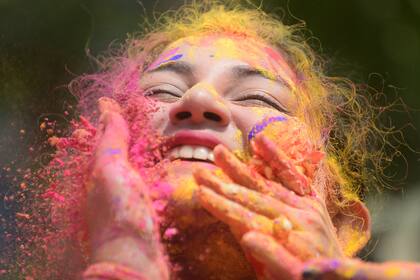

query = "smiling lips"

[{"left": 164, "top": 130, "right": 223, "bottom": 163}]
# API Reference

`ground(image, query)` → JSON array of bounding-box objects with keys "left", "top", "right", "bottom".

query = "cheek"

[
  {"left": 231, "top": 105, "right": 285, "bottom": 144},
  {"left": 148, "top": 104, "right": 171, "bottom": 135}
]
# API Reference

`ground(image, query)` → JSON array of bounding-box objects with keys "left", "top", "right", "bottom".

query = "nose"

[{"left": 169, "top": 83, "right": 231, "bottom": 126}]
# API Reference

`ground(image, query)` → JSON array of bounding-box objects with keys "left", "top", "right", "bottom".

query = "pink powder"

[
  {"left": 3, "top": 38, "right": 177, "bottom": 279},
  {"left": 163, "top": 227, "right": 179, "bottom": 240}
]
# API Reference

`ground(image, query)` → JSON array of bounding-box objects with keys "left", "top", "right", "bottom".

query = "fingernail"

[{"left": 301, "top": 267, "right": 321, "bottom": 280}]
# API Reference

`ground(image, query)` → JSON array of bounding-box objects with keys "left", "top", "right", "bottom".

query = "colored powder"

[
  {"left": 171, "top": 177, "right": 197, "bottom": 204},
  {"left": 104, "top": 148, "right": 122, "bottom": 155},
  {"left": 168, "top": 54, "right": 183, "bottom": 61},
  {"left": 384, "top": 265, "right": 401, "bottom": 278},
  {"left": 263, "top": 46, "right": 297, "bottom": 89},
  {"left": 340, "top": 226, "right": 369, "bottom": 257},
  {"left": 0, "top": 54, "right": 174, "bottom": 278},
  {"left": 163, "top": 227, "right": 179, "bottom": 240},
  {"left": 153, "top": 54, "right": 184, "bottom": 69},
  {"left": 247, "top": 115, "right": 287, "bottom": 140},
  {"left": 342, "top": 266, "right": 357, "bottom": 278},
  {"left": 147, "top": 47, "right": 182, "bottom": 70},
  {"left": 213, "top": 37, "right": 241, "bottom": 60}
]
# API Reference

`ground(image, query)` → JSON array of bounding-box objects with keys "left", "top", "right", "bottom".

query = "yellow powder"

[
  {"left": 384, "top": 266, "right": 401, "bottom": 278},
  {"left": 172, "top": 177, "right": 197, "bottom": 204}
]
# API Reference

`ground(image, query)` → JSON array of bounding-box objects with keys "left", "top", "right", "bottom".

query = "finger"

[
  {"left": 273, "top": 216, "right": 293, "bottom": 242},
  {"left": 197, "top": 186, "right": 273, "bottom": 235},
  {"left": 301, "top": 258, "right": 414, "bottom": 280},
  {"left": 98, "top": 96, "right": 122, "bottom": 115},
  {"left": 286, "top": 231, "right": 324, "bottom": 261},
  {"left": 194, "top": 168, "right": 296, "bottom": 221},
  {"left": 95, "top": 98, "right": 129, "bottom": 162},
  {"left": 97, "top": 97, "right": 123, "bottom": 136},
  {"left": 252, "top": 134, "right": 310, "bottom": 195},
  {"left": 252, "top": 134, "right": 309, "bottom": 193},
  {"left": 213, "top": 145, "right": 269, "bottom": 193},
  {"left": 214, "top": 143, "right": 307, "bottom": 209},
  {"left": 302, "top": 258, "right": 350, "bottom": 280},
  {"left": 241, "top": 231, "right": 302, "bottom": 280}
]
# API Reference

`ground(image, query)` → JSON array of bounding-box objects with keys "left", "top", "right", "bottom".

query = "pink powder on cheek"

[
  {"left": 150, "top": 181, "right": 174, "bottom": 200},
  {"left": 150, "top": 181, "right": 174, "bottom": 215}
]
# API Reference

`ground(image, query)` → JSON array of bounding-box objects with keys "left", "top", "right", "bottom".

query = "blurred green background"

[{"left": 1, "top": 0, "right": 419, "bottom": 267}]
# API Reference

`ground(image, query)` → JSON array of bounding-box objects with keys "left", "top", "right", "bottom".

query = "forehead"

[
  {"left": 150, "top": 35, "right": 296, "bottom": 88},
  {"left": 168, "top": 35, "right": 272, "bottom": 62}
]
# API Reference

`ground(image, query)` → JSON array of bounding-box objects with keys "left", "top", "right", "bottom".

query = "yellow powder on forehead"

[
  {"left": 212, "top": 37, "right": 242, "bottom": 60},
  {"left": 183, "top": 45, "right": 196, "bottom": 61},
  {"left": 161, "top": 34, "right": 297, "bottom": 92}
]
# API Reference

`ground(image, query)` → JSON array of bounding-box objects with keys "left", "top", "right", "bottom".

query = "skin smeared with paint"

[
  {"left": 147, "top": 47, "right": 184, "bottom": 72},
  {"left": 247, "top": 116, "right": 288, "bottom": 141},
  {"left": 85, "top": 97, "right": 169, "bottom": 279}
]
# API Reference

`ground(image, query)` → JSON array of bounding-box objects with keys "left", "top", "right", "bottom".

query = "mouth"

[{"left": 164, "top": 130, "right": 224, "bottom": 163}]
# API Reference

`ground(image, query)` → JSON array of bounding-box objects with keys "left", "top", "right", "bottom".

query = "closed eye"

[
  {"left": 144, "top": 88, "right": 180, "bottom": 97},
  {"left": 143, "top": 85, "right": 182, "bottom": 102},
  {"left": 233, "top": 93, "right": 289, "bottom": 113}
]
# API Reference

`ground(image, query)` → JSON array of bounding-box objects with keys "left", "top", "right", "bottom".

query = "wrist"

[
  {"left": 83, "top": 262, "right": 151, "bottom": 280},
  {"left": 91, "top": 236, "right": 169, "bottom": 280}
]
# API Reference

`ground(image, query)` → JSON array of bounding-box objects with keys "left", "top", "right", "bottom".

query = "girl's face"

[{"left": 139, "top": 35, "right": 298, "bottom": 196}]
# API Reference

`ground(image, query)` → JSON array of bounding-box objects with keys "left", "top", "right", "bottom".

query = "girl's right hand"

[{"left": 85, "top": 97, "right": 169, "bottom": 280}]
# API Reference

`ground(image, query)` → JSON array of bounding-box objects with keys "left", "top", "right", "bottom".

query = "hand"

[
  {"left": 86, "top": 97, "right": 169, "bottom": 279},
  {"left": 249, "top": 119, "right": 325, "bottom": 196},
  {"left": 302, "top": 258, "right": 420, "bottom": 280},
  {"left": 194, "top": 134, "right": 342, "bottom": 279}
]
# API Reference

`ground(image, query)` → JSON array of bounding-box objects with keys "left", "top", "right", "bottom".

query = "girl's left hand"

[
  {"left": 302, "top": 258, "right": 420, "bottom": 280},
  {"left": 193, "top": 134, "right": 343, "bottom": 280}
]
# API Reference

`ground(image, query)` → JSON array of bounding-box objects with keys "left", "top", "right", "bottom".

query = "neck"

[{"left": 161, "top": 208, "right": 256, "bottom": 280}]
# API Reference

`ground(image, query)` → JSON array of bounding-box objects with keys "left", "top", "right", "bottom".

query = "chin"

[
  {"left": 153, "top": 160, "right": 255, "bottom": 279},
  {"left": 152, "top": 159, "right": 220, "bottom": 229}
]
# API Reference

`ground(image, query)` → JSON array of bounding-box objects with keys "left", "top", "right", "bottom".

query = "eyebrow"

[
  {"left": 147, "top": 61, "right": 194, "bottom": 77},
  {"left": 231, "top": 65, "right": 287, "bottom": 86},
  {"left": 145, "top": 61, "right": 287, "bottom": 87}
]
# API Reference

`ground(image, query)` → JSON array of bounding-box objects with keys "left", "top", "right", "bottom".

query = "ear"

[{"left": 332, "top": 200, "right": 371, "bottom": 257}]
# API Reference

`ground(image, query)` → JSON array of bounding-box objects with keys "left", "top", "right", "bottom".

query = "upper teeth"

[{"left": 168, "top": 145, "right": 214, "bottom": 162}]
